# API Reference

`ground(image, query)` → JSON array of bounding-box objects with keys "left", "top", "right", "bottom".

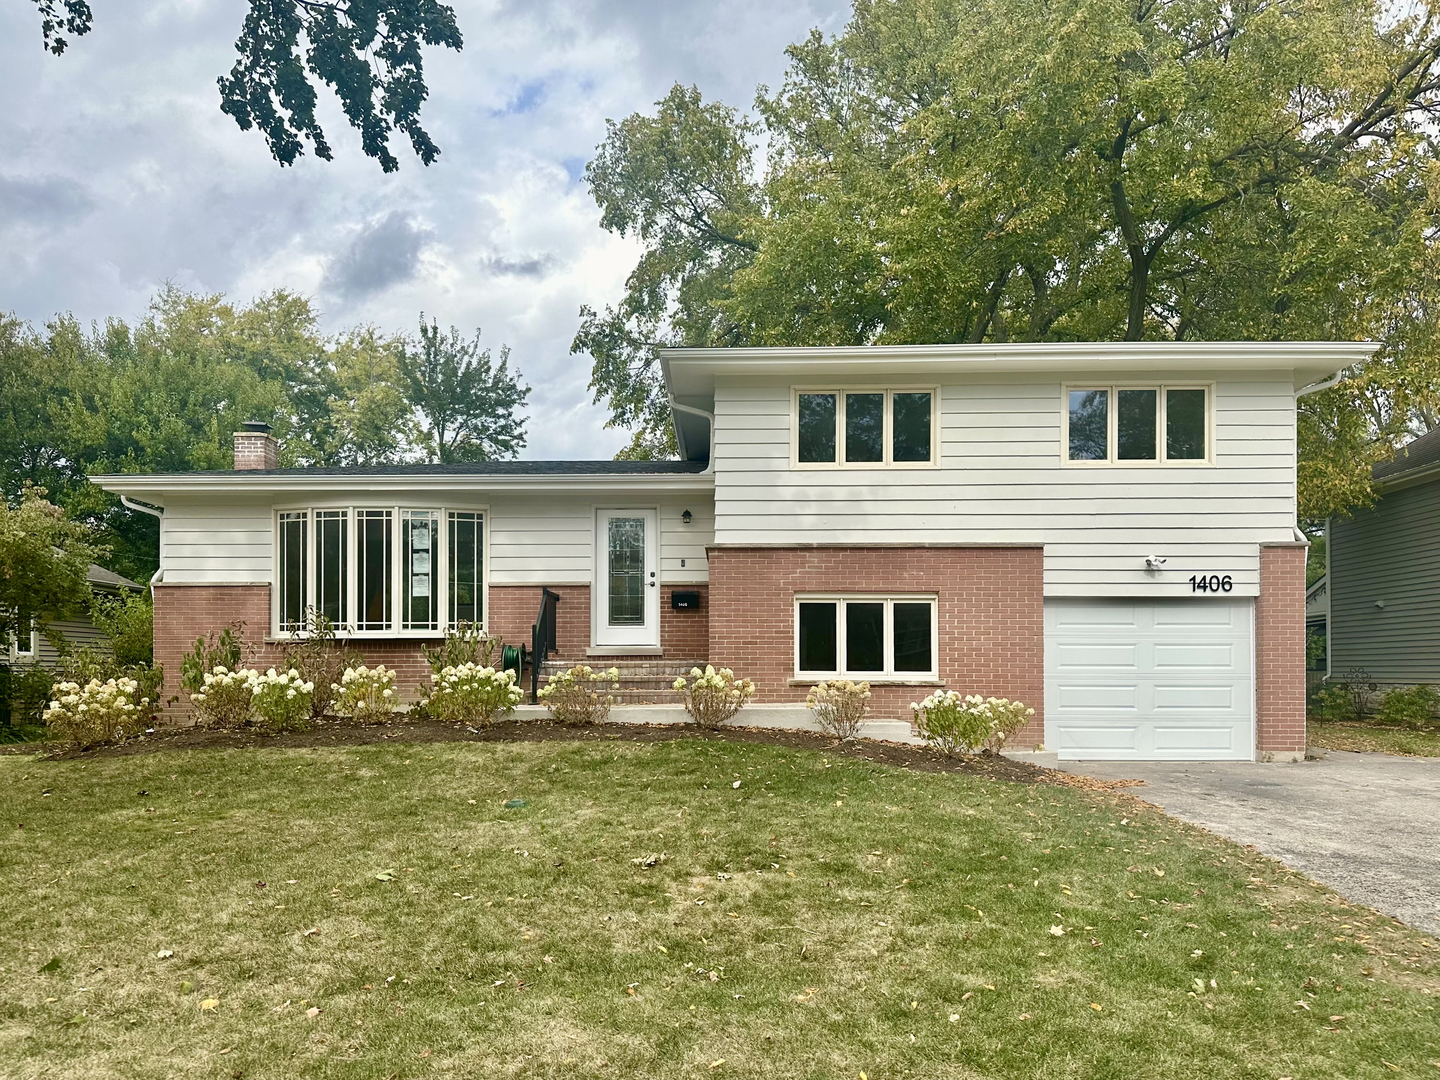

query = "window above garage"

[{"left": 1065, "top": 385, "right": 1211, "bottom": 466}]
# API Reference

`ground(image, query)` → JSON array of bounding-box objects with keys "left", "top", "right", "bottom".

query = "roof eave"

[{"left": 93, "top": 472, "right": 716, "bottom": 500}]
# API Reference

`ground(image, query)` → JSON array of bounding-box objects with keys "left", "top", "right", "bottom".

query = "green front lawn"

[
  {"left": 1309, "top": 719, "right": 1440, "bottom": 757},
  {"left": 2, "top": 732, "right": 1436, "bottom": 1078}
]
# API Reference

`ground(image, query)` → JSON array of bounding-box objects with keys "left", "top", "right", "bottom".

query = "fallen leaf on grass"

[
  {"left": 37, "top": 957, "right": 60, "bottom": 973},
  {"left": 949, "top": 1014, "right": 959, "bottom": 1022},
  {"left": 374, "top": 869, "right": 396, "bottom": 882},
  {"left": 302, "top": 928, "right": 320, "bottom": 937},
  {"left": 1019, "top": 1013, "right": 1032, "bottom": 1020},
  {"left": 710, "top": 1061, "right": 725, "bottom": 1069},
  {"left": 1090, "top": 1003, "right": 1102, "bottom": 1012},
  {"left": 200, "top": 999, "right": 219, "bottom": 1011},
  {"left": 1049, "top": 926, "right": 1065, "bottom": 937},
  {"left": 156, "top": 950, "right": 174, "bottom": 959},
  {"left": 306, "top": 1007, "right": 321, "bottom": 1018}
]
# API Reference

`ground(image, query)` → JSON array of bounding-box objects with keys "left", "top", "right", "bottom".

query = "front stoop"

[
  {"left": 537, "top": 658, "right": 706, "bottom": 705},
  {"left": 509, "top": 703, "right": 924, "bottom": 746}
]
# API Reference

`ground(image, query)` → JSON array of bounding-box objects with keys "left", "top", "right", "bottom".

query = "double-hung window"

[
  {"left": 795, "top": 389, "right": 937, "bottom": 467},
  {"left": 275, "top": 507, "right": 485, "bottom": 636},
  {"left": 1065, "top": 385, "right": 1210, "bottom": 465},
  {"left": 795, "top": 596, "right": 938, "bottom": 681},
  {"left": 6, "top": 614, "right": 38, "bottom": 662}
]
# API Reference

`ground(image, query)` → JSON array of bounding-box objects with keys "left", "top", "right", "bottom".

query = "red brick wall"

[
  {"left": 487, "top": 584, "right": 709, "bottom": 663},
  {"left": 706, "top": 547, "right": 1045, "bottom": 740},
  {"left": 154, "top": 584, "right": 435, "bottom": 714},
  {"left": 1256, "top": 544, "right": 1307, "bottom": 756}
]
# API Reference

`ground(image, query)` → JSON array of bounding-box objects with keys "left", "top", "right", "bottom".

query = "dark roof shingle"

[{"left": 1373, "top": 428, "right": 1440, "bottom": 482}]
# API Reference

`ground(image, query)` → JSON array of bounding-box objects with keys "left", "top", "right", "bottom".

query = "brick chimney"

[{"left": 234, "top": 421, "right": 279, "bottom": 470}]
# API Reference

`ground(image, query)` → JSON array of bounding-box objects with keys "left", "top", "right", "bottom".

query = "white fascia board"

[
  {"left": 92, "top": 472, "right": 715, "bottom": 504},
  {"left": 661, "top": 342, "right": 1379, "bottom": 396}
]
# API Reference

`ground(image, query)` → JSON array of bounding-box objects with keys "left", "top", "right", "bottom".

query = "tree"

[
  {"left": 576, "top": 0, "right": 1440, "bottom": 519},
  {"left": 0, "top": 486, "right": 95, "bottom": 648},
  {"left": 399, "top": 318, "right": 530, "bottom": 463},
  {"left": 28, "top": 0, "right": 463, "bottom": 173}
]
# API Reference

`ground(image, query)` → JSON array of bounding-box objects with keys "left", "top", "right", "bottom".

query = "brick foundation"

[
  {"left": 706, "top": 546, "right": 1045, "bottom": 742},
  {"left": 1256, "top": 544, "right": 1308, "bottom": 757}
]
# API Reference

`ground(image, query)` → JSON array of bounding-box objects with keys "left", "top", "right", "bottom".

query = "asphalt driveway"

[{"left": 1009, "top": 749, "right": 1440, "bottom": 934}]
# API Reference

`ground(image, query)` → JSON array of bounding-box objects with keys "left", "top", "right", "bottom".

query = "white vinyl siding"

[
  {"left": 159, "top": 492, "right": 714, "bottom": 589},
  {"left": 712, "top": 373, "right": 1297, "bottom": 597}
]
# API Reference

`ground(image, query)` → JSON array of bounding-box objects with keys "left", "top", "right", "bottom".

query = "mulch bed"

[{"left": 4, "top": 717, "right": 1144, "bottom": 791}]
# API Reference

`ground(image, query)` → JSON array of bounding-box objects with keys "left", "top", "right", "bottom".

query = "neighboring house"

[
  {"left": 5, "top": 563, "right": 145, "bottom": 665},
  {"left": 1325, "top": 426, "right": 1440, "bottom": 686},
  {"left": 94, "top": 342, "right": 1370, "bottom": 762}
]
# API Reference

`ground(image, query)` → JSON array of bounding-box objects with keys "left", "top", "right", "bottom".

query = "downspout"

[
  {"left": 120, "top": 496, "right": 166, "bottom": 593},
  {"left": 667, "top": 396, "right": 716, "bottom": 476},
  {"left": 1290, "top": 371, "right": 1347, "bottom": 543}
]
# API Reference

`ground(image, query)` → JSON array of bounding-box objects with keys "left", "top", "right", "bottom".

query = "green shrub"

[
  {"left": 422, "top": 621, "right": 500, "bottom": 673},
  {"left": 538, "top": 664, "right": 620, "bottom": 725},
  {"left": 90, "top": 591, "right": 154, "bottom": 667},
  {"left": 1374, "top": 685, "right": 1440, "bottom": 729},
  {"left": 806, "top": 680, "right": 871, "bottom": 740},
  {"left": 1311, "top": 669, "right": 1380, "bottom": 722},
  {"left": 672, "top": 666, "right": 755, "bottom": 730},
  {"left": 281, "top": 610, "right": 357, "bottom": 721},
  {"left": 0, "top": 663, "right": 55, "bottom": 740},
  {"left": 912, "top": 692, "right": 1034, "bottom": 756},
  {"left": 181, "top": 626, "right": 243, "bottom": 694}
]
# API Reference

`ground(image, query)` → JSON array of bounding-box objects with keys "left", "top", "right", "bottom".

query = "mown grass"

[
  {"left": 1, "top": 735, "right": 1437, "bottom": 1079},
  {"left": 1308, "top": 719, "right": 1440, "bottom": 758}
]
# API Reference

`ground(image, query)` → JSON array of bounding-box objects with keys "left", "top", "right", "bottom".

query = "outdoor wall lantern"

[{"left": 682, "top": 509, "right": 693, "bottom": 525}]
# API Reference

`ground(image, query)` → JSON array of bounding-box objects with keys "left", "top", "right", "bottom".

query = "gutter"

[
  {"left": 1291, "top": 370, "right": 1348, "bottom": 542},
  {"left": 120, "top": 496, "right": 165, "bottom": 597},
  {"left": 667, "top": 396, "right": 716, "bottom": 476}
]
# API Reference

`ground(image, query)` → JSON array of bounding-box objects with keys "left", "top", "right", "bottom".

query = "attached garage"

[{"left": 1044, "top": 598, "right": 1255, "bottom": 761}]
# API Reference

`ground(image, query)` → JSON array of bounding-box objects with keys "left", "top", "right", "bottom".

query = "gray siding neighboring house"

[
  {"left": 1327, "top": 428, "right": 1440, "bottom": 684},
  {"left": 6, "top": 564, "right": 143, "bottom": 666}
]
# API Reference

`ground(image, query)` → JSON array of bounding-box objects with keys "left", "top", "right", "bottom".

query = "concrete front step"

[{"left": 536, "top": 658, "right": 705, "bottom": 704}]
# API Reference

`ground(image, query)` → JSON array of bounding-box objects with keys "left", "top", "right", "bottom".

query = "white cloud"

[{"left": 0, "top": 0, "right": 850, "bottom": 458}]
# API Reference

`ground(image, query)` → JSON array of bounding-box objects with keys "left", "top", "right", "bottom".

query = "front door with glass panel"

[{"left": 595, "top": 509, "right": 659, "bottom": 647}]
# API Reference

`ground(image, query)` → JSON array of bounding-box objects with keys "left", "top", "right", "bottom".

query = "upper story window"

[
  {"left": 275, "top": 507, "right": 484, "bottom": 636},
  {"left": 794, "top": 389, "right": 937, "bottom": 467},
  {"left": 1065, "top": 385, "right": 1210, "bottom": 465}
]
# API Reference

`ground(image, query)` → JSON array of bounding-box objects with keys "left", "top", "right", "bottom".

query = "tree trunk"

[{"left": 1125, "top": 249, "right": 1150, "bottom": 341}]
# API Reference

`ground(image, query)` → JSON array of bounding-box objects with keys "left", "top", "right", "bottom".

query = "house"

[
  {"left": 6, "top": 563, "right": 145, "bottom": 665},
  {"left": 93, "top": 342, "right": 1373, "bottom": 762},
  {"left": 1323, "top": 426, "right": 1440, "bottom": 687}
]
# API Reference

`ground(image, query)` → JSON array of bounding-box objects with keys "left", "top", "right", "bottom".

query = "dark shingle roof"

[
  {"left": 168, "top": 460, "right": 708, "bottom": 478},
  {"left": 87, "top": 563, "right": 143, "bottom": 591},
  {"left": 1373, "top": 429, "right": 1440, "bottom": 482}
]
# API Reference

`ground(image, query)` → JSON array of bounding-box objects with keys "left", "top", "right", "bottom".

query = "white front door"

[
  {"left": 594, "top": 508, "right": 660, "bottom": 648},
  {"left": 1045, "top": 598, "right": 1254, "bottom": 761}
]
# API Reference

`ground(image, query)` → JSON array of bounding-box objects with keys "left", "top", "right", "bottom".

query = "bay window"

[
  {"left": 275, "top": 507, "right": 484, "bottom": 636},
  {"left": 795, "top": 595, "right": 938, "bottom": 680},
  {"left": 795, "top": 388, "right": 937, "bottom": 467}
]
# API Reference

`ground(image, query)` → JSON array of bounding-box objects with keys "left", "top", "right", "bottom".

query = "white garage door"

[{"left": 1045, "top": 599, "right": 1254, "bottom": 761}]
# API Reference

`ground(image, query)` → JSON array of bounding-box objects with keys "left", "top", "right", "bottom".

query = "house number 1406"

[{"left": 1189, "top": 574, "right": 1233, "bottom": 593}]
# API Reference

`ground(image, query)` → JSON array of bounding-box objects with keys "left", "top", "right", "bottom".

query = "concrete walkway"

[{"left": 1008, "top": 749, "right": 1440, "bottom": 934}]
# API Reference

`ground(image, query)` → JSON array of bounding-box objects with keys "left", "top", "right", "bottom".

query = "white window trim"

[
  {"left": 791, "top": 387, "right": 941, "bottom": 469},
  {"left": 1061, "top": 383, "right": 1215, "bottom": 467},
  {"left": 271, "top": 505, "right": 489, "bottom": 639},
  {"left": 793, "top": 593, "right": 940, "bottom": 683},
  {"left": 7, "top": 625, "right": 38, "bottom": 662}
]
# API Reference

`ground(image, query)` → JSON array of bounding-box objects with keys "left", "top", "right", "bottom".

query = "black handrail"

[{"left": 530, "top": 587, "right": 560, "bottom": 703}]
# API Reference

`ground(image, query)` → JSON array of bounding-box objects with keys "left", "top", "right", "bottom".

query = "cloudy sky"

[{"left": 0, "top": 0, "right": 851, "bottom": 458}]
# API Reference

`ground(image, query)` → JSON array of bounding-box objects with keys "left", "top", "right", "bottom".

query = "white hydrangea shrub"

[
  {"left": 805, "top": 679, "right": 872, "bottom": 740},
  {"left": 245, "top": 667, "right": 315, "bottom": 732},
  {"left": 331, "top": 664, "right": 399, "bottom": 725},
  {"left": 422, "top": 663, "right": 523, "bottom": 725},
  {"left": 189, "top": 664, "right": 258, "bottom": 729},
  {"left": 537, "top": 664, "right": 620, "bottom": 725},
  {"left": 911, "top": 691, "right": 1034, "bottom": 757},
  {"left": 672, "top": 665, "right": 755, "bottom": 730},
  {"left": 43, "top": 676, "right": 151, "bottom": 748}
]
